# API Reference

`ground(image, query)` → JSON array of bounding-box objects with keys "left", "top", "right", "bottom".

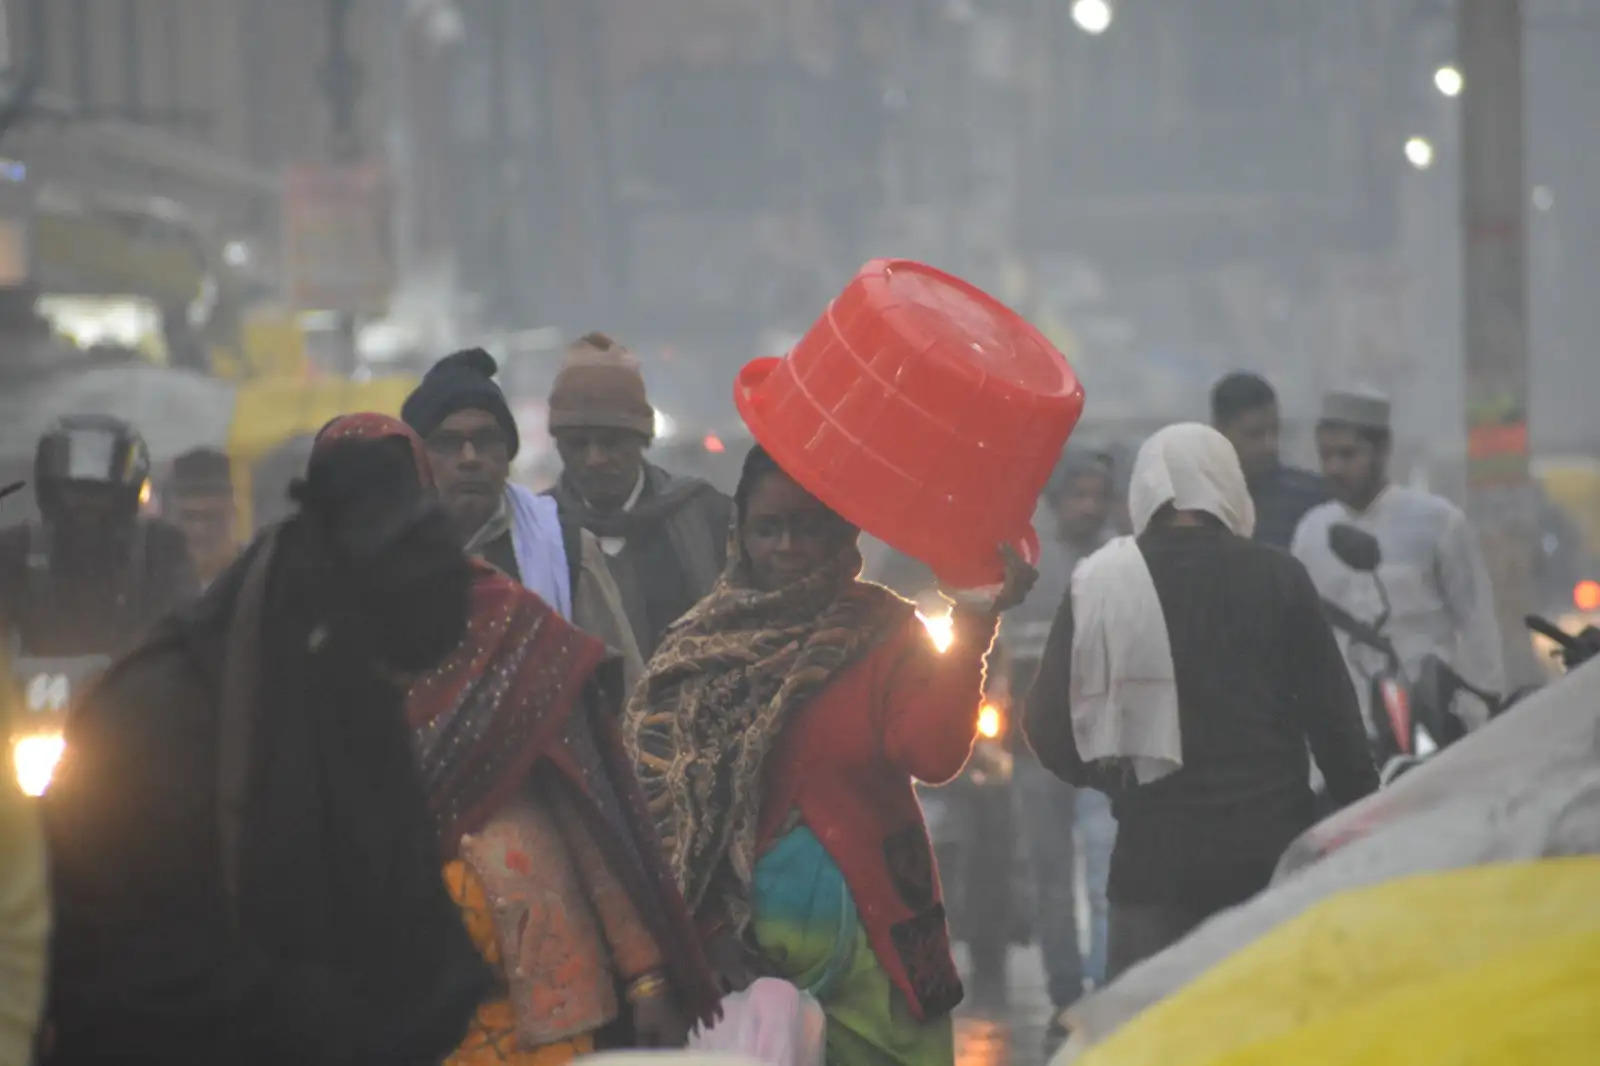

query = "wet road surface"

[{"left": 953, "top": 946, "right": 1055, "bottom": 1066}]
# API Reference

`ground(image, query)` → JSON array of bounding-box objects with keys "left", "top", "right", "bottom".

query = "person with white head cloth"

[{"left": 1023, "top": 424, "right": 1377, "bottom": 984}]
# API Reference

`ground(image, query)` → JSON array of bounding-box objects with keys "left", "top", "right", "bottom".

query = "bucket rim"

[
  {"left": 858, "top": 258, "right": 1080, "bottom": 399},
  {"left": 733, "top": 355, "right": 1040, "bottom": 587}
]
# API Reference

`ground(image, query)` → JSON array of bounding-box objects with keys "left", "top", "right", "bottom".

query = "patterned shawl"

[
  {"left": 406, "top": 561, "right": 605, "bottom": 854},
  {"left": 623, "top": 542, "right": 909, "bottom": 932},
  {"left": 407, "top": 561, "right": 722, "bottom": 1024}
]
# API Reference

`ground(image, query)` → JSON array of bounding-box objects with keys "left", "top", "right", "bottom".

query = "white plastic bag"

[
  {"left": 687, "top": 978, "right": 826, "bottom": 1066},
  {"left": 582, "top": 1054, "right": 763, "bottom": 1066}
]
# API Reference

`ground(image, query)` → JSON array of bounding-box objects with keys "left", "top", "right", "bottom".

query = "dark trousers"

[{"left": 1105, "top": 899, "right": 1213, "bottom": 983}]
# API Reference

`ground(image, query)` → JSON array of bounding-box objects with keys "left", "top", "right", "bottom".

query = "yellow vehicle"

[
  {"left": 1535, "top": 456, "right": 1600, "bottom": 558},
  {"left": 228, "top": 373, "right": 419, "bottom": 535},
  {"left": 1531, "top": 456, "right": 1600, "bottom": 670}
]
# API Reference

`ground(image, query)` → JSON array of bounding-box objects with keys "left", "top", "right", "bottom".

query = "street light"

[
  {"left": 1433, "top": 64, "right": 1464, "bottom": 98},
  {"left": 1532, "top": 185, "right": 1554, "bottom": 212},
  {"left": 1405, "top": 136, "right": 1436, "bottom": 170},
  {"left": 1071, "top": 0, "right": 1114, "bottom": 36}
]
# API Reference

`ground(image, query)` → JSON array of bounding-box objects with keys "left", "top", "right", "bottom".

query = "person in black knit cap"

[{"left": 402, "top": 348, "right": 643, "bottom": 687}]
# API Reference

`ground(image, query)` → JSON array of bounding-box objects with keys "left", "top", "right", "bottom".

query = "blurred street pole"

[
  {"left": 321, "top": 0, "right": 362, "bottom": 163},
  {"left": 1459, "top": 0, "right": 1540, "bottom": 684},
  {"left": 320, "top": 0, "right": 362, "bottom": 375},
  {"left": 0, "top": 0, "right": 45, "bottom": 146},
  {"left": 487, "top": 0, "right": 512, "bottom": 323}
]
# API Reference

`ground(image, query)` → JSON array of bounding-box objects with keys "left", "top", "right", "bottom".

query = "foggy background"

[{"left": 0, "top": 0, "right": 1595, "bottom": 493}]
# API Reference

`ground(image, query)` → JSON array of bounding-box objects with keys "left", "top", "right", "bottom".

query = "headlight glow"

[
  {"left": 13, "top": 732, "right": 65, "bottom": 797},
  {"left": 977, "top": 702, "right": 1004, "bottom": 739}
]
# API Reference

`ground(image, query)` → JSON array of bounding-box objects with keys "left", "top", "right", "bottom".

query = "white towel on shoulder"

[
  {"left": 1066, "top": 423, "right": 1257, "bottom": 786},
  {"left": 1069, "top": 536, "right": 1181, "bottom": 785}
]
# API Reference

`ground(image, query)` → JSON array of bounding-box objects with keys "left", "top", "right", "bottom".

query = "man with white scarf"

[
  {"left": 401, "top": 348, "right": 644, "bottom": 690},
  {"left": 1023, "top": 424, "right": 1376, "bottom": 984}
]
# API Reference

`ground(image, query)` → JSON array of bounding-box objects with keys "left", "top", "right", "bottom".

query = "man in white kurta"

[{"left": 1293, "top": 390, "right": 1505, "bottom": 731}]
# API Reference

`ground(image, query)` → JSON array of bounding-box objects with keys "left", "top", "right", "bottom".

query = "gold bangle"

[{"left": 626, "top": 973, "right": 669, "bottom": 1003}]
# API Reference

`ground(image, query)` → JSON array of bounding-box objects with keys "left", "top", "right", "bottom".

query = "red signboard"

[
  {"left": 283, "top": 163, "right": 392, "bottom": 313},
  {"left": 1467, "top": 420, "right": 1530, "bottom": 488}
]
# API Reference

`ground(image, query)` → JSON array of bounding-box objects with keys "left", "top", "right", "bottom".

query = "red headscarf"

[{"left": 314, "top": 413, "right": 435, "bottom": 491}]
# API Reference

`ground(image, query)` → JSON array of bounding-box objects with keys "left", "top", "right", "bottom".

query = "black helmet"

[{"left": 34, "top": 415, "right": 151, "bottom": 522}]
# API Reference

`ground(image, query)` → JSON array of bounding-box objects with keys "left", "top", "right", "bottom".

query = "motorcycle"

[
  {"left": 918, "top": 664, "right": 1027, "bottom": 1008},
  {"left": 9, "top": 652, "right": 107, "bottom": 796},
  {"left": 3, "top": 479, "right": 110, "bottom": 798},
  {"left": 1319, "top": 523, "right": 1492, "bottom": 782},
  {"left": 904, "top": 590, "right": 1030, "bottom": 1009},
  {"left": 1523, "top": 613, "right": 1600, "bottom": 674},
  {"left": 866, "top": 536, "right": 1036, "bottom": 1006}
]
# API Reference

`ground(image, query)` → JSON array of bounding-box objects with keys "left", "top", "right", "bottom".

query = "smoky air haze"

[{"left": 0, "top": 0, "right": 1594, "bottom": 620}]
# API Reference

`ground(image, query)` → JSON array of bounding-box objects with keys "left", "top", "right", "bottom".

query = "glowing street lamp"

[
  {"left": 1405, "top": 136, "right": 1436, "bottom": 171},
  {"left": 1433, "top": 64, "right": 1464, "bottom": 98},
  {"left": 1071, "top": 0, "right": 1114, "bottom": 36}
]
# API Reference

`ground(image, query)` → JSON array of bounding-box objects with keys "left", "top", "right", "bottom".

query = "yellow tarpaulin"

[{"left": 1076, "top": 858, "right": 1600, "bottom": 1066}]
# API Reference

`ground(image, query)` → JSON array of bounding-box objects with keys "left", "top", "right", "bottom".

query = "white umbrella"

[{"left": 0, "top": 364, "right": 235, "bottom": 465}]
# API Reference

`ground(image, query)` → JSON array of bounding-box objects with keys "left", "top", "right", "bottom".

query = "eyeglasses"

[
  {"left": 745, "top": 511, "right": 843, "bottom": 544},
  {"left": 426, "top": 428, "right": 509, "bottom": 459}
]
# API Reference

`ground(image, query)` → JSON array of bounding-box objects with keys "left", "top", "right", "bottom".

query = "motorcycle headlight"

[
  {"left": 13, "top": 731, "right": 65, "bottom": 797},
  {"left": 977, "top": 702, "right": 1005, "bottom": 739}
]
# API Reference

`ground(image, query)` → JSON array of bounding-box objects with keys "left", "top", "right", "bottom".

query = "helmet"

[{"left": 34, "top": 415, "right": 151, "bottom": 523}]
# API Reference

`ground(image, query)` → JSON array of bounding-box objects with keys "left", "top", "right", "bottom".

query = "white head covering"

[
  {"left": 1320, "top": 387, "right": 1392, "bottom": 431},
  {"left": 1128, "top": 422, "right": 1256, "bottom": 538},
  {"left": 1065, "top": 423, "right": 1256, "bottom": 786}
]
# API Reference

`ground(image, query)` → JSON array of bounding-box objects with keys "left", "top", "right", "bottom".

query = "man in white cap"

[{"left": 1292, "top": 389, "right": 1505, "bottom": 732}]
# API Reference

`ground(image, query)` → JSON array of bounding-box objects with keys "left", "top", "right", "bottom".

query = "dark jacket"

[
  {"left": 550, "top": 464, "right": 733, "bottom": 658},
  {"left": 1023, "top": 523, "right": 1377, "bottom": 914},
  {"left": 475, "top": 508, "right": 646, "bottom": 692},
  {"left": 1249, "top": 464, "right": 1328, "bottom": 550},
  {"left": 42, "top": 526, "right": 488, "bottom": 1066},
  {"left": 0, "top": 518, "right": 197, "bottom": 657}
]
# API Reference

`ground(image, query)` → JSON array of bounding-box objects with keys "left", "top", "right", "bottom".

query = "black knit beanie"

[{"left": 401, "top": 348, "right": 521, "bottom": 459}]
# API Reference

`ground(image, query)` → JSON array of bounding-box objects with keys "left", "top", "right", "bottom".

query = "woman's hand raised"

[{"left": 940, "top": 543, "right": 1039, "bottom": 617}]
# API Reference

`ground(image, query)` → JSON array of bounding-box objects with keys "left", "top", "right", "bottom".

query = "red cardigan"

[{"left": 756, "top": 607, "right": 997, "bottom": 1020}]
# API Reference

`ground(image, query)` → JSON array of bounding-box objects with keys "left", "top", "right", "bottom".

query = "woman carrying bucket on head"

[
  {"left": 624, "top": 443, "right": 1035, "bottom": 1065},
  {"left": 625, "top": 260, "right": 1083, "bottom": 1065}
]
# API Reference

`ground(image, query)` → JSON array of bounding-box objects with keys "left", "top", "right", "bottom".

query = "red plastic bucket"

[{"left": 735, "top": 259, "right": 1084, "bottom": 588}]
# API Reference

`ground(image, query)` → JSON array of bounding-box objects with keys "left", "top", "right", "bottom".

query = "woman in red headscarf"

[
  {"left": 44, "top": 412, "right": 490, "bottom": 1066},
  {"left": 320, "top": 415, "right": 719, "bottom": 1065}
]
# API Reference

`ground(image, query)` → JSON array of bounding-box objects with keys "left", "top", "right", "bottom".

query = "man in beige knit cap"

[{"left": 546, "top": 333, "right": 732, "bottom": 657}]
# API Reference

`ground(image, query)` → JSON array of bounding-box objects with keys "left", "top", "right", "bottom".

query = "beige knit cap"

[{"left": 547, "top": 333, "right": 655, "bottom": 439}]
